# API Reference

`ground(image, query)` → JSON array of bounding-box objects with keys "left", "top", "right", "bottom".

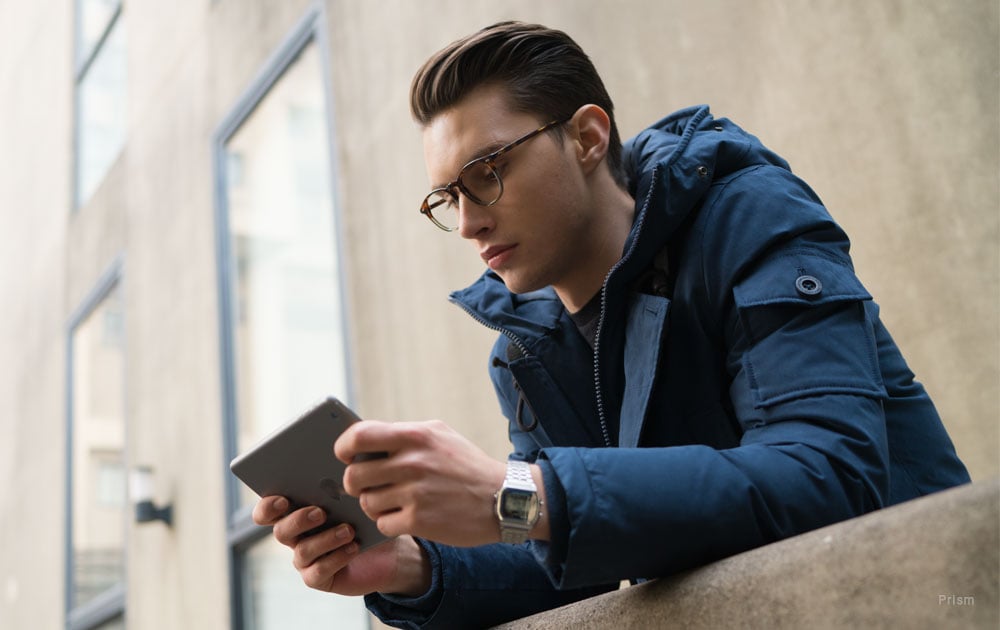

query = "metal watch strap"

[{"left": 505, "top": 459, "right": 535, "bottom": 489}]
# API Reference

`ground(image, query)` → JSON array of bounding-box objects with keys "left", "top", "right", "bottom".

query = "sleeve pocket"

[{"left": 732, "top": 250, "right": 885, "bottom": 408}]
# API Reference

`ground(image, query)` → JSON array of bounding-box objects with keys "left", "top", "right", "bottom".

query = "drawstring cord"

[{"left": 492, "top": 350, "right": 539, "bottom": 432}]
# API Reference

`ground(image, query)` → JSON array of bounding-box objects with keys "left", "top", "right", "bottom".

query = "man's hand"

[
  {"left": 254, "top": 419, "right": 548, "bottom": 597},
  {"left": 252, "top": 496, "right": 431, "bottom": 597},
  {"left": 335, "top": 420, "right": 510, "bottom": 547}
]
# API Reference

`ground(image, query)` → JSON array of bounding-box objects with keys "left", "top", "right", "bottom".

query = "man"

[{"left": 253, "top": 21, "right": 970, "bottom": 629}]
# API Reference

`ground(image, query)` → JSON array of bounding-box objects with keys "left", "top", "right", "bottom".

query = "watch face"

[{"left": 500, "top": 488, "right": 537, "bottom": 521}]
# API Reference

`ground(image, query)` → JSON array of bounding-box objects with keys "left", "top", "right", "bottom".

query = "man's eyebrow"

[
  {"left": 432, "top": 140, "right": 507, "bottom": 189},
  {"left": 464, "top": 140, "right": 507, "bottom": 165}
]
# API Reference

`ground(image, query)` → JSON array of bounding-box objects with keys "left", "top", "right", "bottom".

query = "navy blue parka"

[{"left": 367, "top": 106, "right": 970, "bottom": 628}]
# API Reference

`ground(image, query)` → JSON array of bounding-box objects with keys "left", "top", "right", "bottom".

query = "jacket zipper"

[
  {"left": 592, "top": 165, "right": 661, "bottom": 447},
  {"left": 450, "top": 298, "right": 532, "bottom": 360},
  {"left": 450, "top": 299, "right": 539, "bottom": 431},
  {"left": 451, "top": 163, "right": 661, "bottom": 447}
]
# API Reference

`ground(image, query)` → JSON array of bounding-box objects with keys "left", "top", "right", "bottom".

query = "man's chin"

[{"left": 496, "top": 273, "right": 546, "bottom": 295}]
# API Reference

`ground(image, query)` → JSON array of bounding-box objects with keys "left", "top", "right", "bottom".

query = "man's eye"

[{"left": 470, "top": 162, "right": 498, "bottom": 183}]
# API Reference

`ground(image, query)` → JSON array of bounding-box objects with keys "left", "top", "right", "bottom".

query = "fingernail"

[
  {"left": 308, "top": 508, "right": 324, "bottom": 522},
  {"left": 335, "top": 525, "right": 352, "bottom": 540},
  {"left": 273, "top": 497, "right": 288, "bottom": 512},
  {"left": 345, "top": 542, "right": 359, "bottom": 555}
]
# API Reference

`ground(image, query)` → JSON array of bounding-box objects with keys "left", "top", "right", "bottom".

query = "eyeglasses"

[{"left": 420, "top": 119, "right": 565, "bottom": 232}]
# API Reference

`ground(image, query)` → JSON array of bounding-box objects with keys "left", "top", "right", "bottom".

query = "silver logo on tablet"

[{"left": 319, "top": 478, "right": 344, "bottom": 500}]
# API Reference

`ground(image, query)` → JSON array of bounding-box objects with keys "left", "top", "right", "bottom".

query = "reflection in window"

[
  {"left": 96, "top": 457, "right": 126, "bottom": 508},
  {"left": 218, "top": 32, "right": 365, "bottom": 630},
  {"left": 77, "top": 0, "right": 120, "bottom": 64},
  {"left": 75, "top": 0, "right": 126, "bottom": 206},
  {"left": 223, "top": 42, "right": 349, "bottom": 508},
  {"left": 69, "top": 279, "right": 126, "bottom": 622},
  {"left": 241, "top": 537, "right": 369, "bottom": 629}
]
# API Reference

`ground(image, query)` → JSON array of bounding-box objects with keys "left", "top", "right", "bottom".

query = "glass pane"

[
  {"left": 76, "top": 0, "right": 121, "bottom": 65},
  {"left": 94, "top": 615, "right": 126, "bottom": 630},
  {"left": 223, "top": 42, "right": 349, "bottom": 508},
  {"left": 241, "top": 537, "right": 368, "bottom": 630},
  {"left": 71, "top": 283, "right": 126, "bottom": 609},
  {"left": 77, "top": 16, "right": 127, "bottom": 206}
]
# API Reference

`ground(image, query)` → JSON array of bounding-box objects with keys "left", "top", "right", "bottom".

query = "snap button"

[
  {"left": 795, "top": 274, "right": 822, "bottom": 296},
  {"left": 696, "top": 165, "right": 710, "bottom": 178}
]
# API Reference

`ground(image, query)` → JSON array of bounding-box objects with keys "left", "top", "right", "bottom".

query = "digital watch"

[{"left": 494, "top": 460, "right": 541, "bottom": 544}]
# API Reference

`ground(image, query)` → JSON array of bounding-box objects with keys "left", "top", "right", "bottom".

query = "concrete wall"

[
  {"left": 328, "top": 0, "right": 998, "bottom": 476},
  {"left": 0, "top": 1, "right": 995, "bottom": 629},
  {"left": 0, "top": 2, "right": 74, "bottom": 628},
  {"left": 495, "top": 478, "right": 1000, "bottom": 630}
]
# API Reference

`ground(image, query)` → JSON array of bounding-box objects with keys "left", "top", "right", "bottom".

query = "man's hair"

[{"left": 410, "top": 21, "right": 626, "bottom": 188}]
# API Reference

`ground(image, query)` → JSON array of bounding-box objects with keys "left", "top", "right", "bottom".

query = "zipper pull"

[{"left": 493, "top": 343, "right": 538, "bottom": 432}]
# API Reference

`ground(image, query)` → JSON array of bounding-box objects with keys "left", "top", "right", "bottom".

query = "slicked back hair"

[{"left": 411, "top": 21, "right": 627, "bottom": 189}]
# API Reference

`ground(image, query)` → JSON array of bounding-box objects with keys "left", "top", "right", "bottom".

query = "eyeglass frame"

[{"left": 419, "top": 118, "right": 567, "bottom": 232}]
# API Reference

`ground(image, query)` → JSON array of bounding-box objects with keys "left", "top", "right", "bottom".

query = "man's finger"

[
  {"left": 252, "top": 495, "right": 290, "bottom": 526},
  {"left": 292, "top": 523, "right": 356, "bottom": 570},
  {"left": 272, "top": 506, "right": 326, "bottom": 546},
  {"left": 335, "top": 420, "right": 424, "bottom": 462}
]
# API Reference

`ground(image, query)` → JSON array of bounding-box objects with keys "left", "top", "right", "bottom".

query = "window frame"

[
  {"left": 65, "top": 255, "right": 128, "bottom": 630},
  {"left": 74, "top": 0, "right": 123, "bottom": 77},
  {"left": 211, "top": 5, "right": 356, "bottom": 628},
  {"left": 72, "top": 0, "right": 126, "bottom": 210}
]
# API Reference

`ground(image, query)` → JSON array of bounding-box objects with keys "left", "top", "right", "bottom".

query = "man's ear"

[{"left": 569, "top": 104, "right": 611, "bottom": 176}]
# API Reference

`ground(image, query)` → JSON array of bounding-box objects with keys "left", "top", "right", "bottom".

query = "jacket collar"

[{"left": 451, "top": 105, "right": 790, "bottom": 345}]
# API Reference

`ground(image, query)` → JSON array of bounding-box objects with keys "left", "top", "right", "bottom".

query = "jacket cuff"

[
  {"left": 365, "top": 538, "right": 443, "bottom": 628},
  {"left": 527, "top": 453, "right": 571, "bottom": 584}
]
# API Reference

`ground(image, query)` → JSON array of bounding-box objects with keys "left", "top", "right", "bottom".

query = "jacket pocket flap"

[
  {"left": 730, "top": 250, "right": 883, "bottom": 409},
  {"left": 733, "top": 249, "right": 871, "bottom": 309}
]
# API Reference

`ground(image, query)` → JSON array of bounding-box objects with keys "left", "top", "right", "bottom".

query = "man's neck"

[{"left": 554, "top": 183, "right": 636, "bottom": 312}]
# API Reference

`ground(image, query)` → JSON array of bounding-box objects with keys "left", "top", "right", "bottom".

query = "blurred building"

[{"left": 0, "top": 1, "right": 996, "bottom": 629}]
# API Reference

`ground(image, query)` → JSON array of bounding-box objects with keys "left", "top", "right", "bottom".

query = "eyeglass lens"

[{"left": 424, "top": 159, "right": 501, "bottom": 231}]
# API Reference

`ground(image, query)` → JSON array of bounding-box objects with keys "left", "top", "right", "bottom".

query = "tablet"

[{"left": 230, "top": 396, "right": 392, "bottom": 551}]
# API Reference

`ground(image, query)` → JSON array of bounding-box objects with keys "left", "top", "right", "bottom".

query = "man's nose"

[{"left": 457, "top": 194, "right": 493, "bottom": 239}]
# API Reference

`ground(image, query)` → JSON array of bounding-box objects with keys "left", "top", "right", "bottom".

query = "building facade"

[{"left": 0, "top": 1, "right": 996, "bottom": 628}]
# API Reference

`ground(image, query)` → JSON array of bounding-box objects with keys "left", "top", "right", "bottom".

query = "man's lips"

[{"left": 480, "top": 244, "right": 517, "bottom": 269}]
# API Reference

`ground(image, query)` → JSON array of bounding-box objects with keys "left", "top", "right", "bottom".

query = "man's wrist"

[
  {"left": 493, "top": 462, "right": 551, "bottom": 543},
  {"left": 382, "top": 535, "right": 433, "bottom": 598},
  {"left": 527, "top": 464, "right": 550, "bottom": 540}
]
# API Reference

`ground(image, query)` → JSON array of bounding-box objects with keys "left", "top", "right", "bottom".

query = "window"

[
  {"left": 214, "top": 11, "right": 366, "bottom": 629},
  {"left": 66, "top": 261, "right": 127, "bottom": 630},
  {"left": 75, "top": 0, "right": 127, "bottom": 207}
]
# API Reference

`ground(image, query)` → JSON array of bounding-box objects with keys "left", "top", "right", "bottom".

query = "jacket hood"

[
  {"left": 615, "top": 105, "right": 791, "bottom": 287},
  {"left": 451, "top": 106, "right": 792, "bottom": 344}
]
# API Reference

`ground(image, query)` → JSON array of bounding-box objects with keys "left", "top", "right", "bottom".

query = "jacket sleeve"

[
  {"left": 526, "top": 165, "right": 897, "bottom": 588},
  {"left": 365, "top": 538, "right": 615, "bottom": 629},
  {"left": 365, "top": 339, "right": 616, "bottom": 629}
]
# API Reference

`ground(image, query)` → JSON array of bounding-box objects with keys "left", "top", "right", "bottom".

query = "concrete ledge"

[{"left": 495, "top": 478, "right": 999, "bottom": 629}]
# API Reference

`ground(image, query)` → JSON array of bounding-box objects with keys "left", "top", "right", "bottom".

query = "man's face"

[{"left": 422, "top": 84, "right": 596, "bottom": 296}]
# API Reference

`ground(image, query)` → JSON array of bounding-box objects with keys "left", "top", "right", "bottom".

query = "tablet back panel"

[{"left": 230, "top": 397, "right": 390, "bottom": 551}]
